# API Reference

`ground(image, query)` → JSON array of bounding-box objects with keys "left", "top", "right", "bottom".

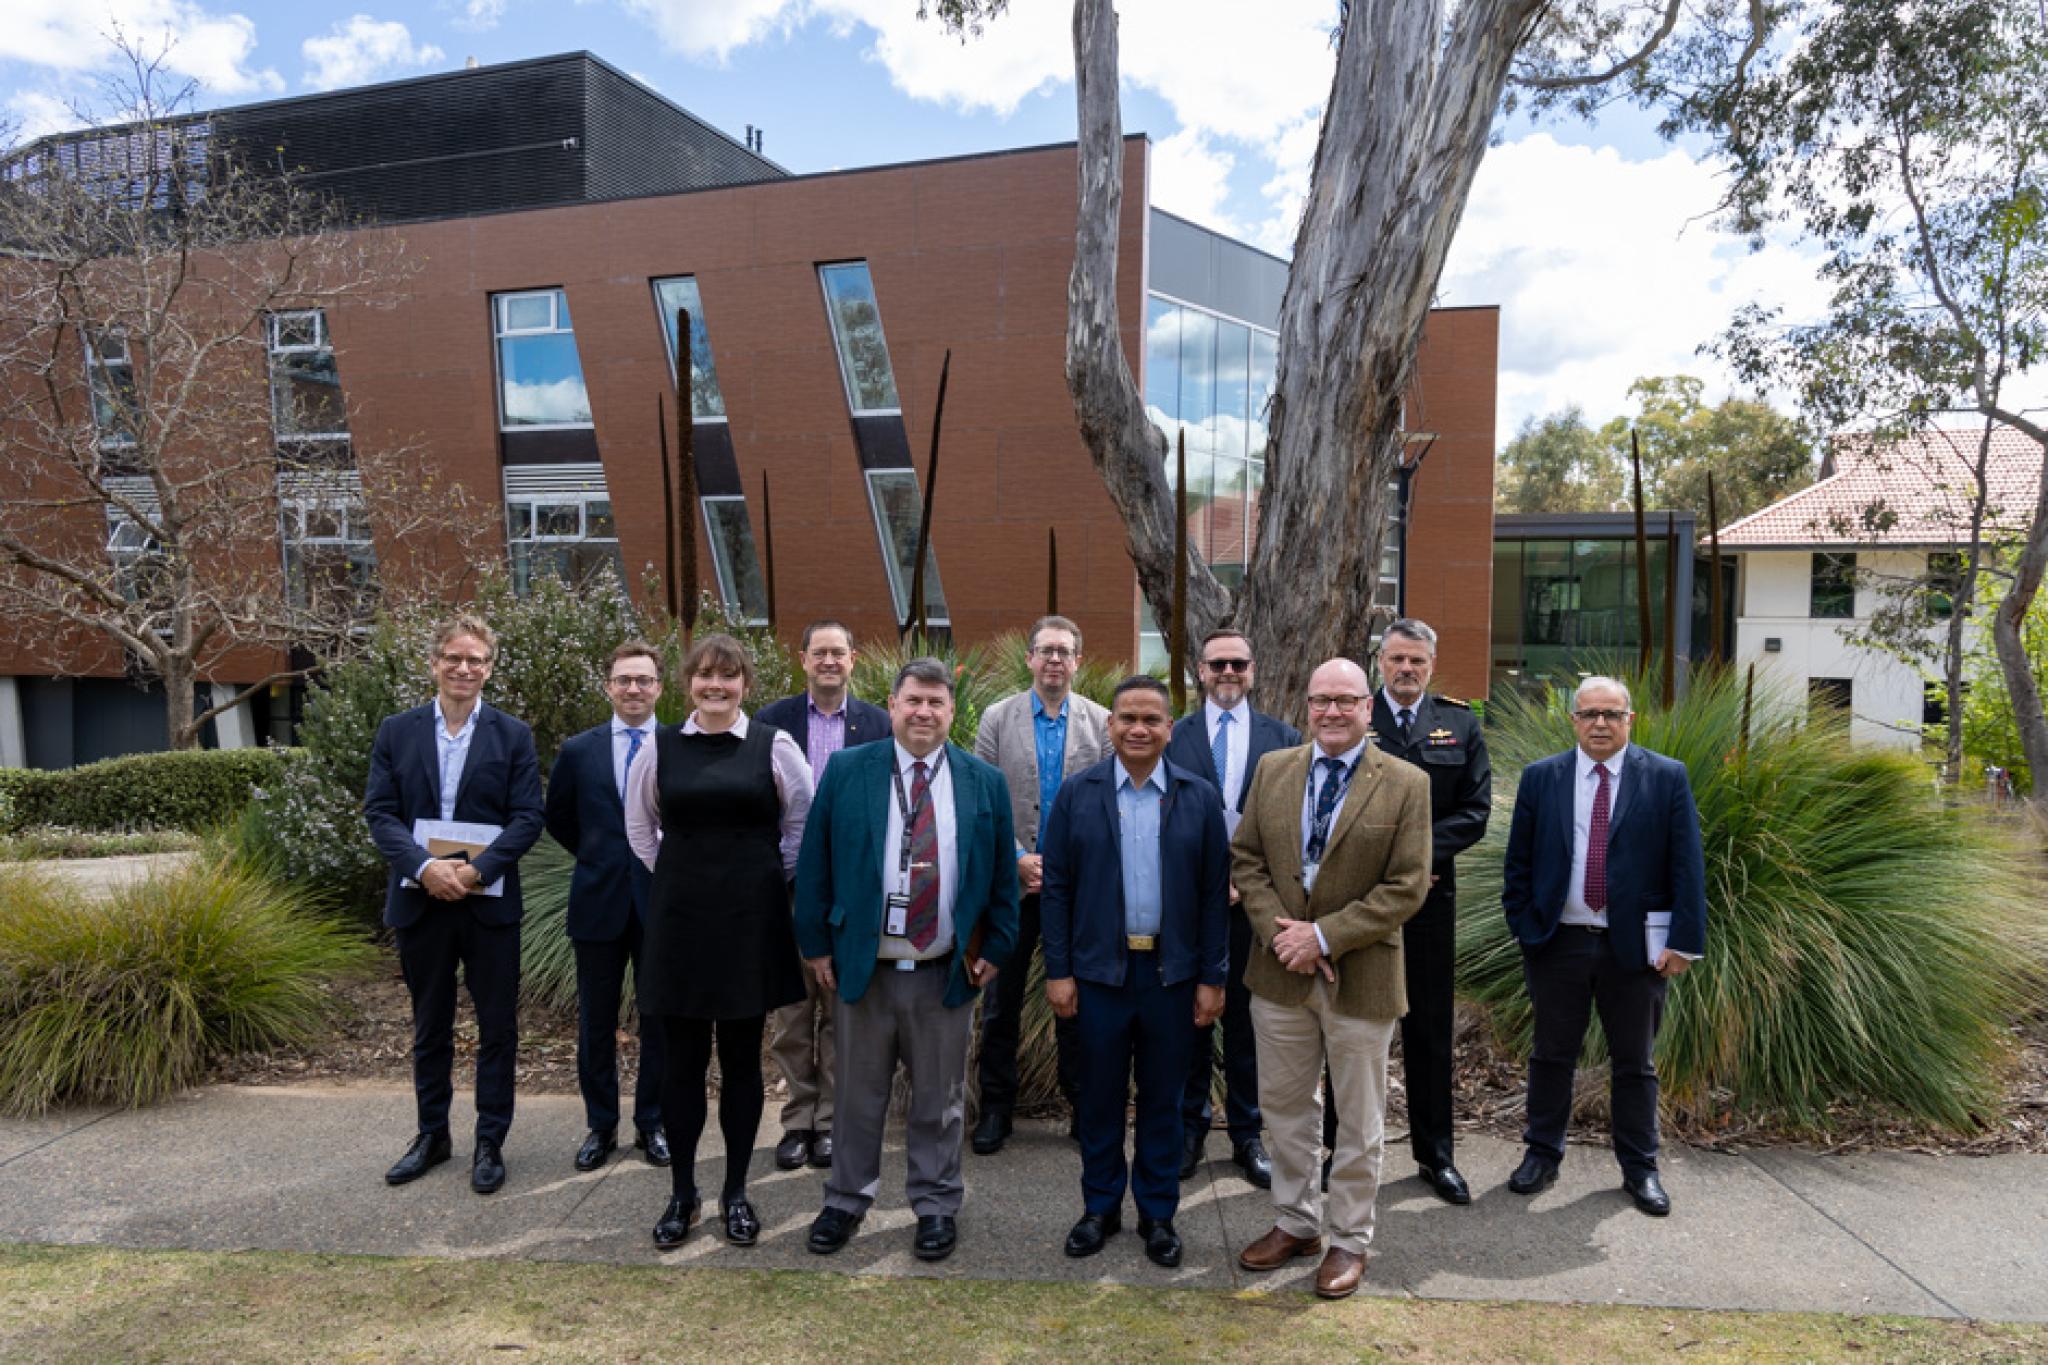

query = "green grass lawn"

[{"left": 2, "top": 1243, "right": 2041, "bottom": 1363}]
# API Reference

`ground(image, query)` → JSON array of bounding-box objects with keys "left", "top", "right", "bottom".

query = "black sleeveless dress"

[{"left": 638, "top": 720, "right": 806, "bottom": 1020}]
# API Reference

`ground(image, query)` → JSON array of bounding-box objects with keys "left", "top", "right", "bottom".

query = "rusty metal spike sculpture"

[
  {"left": 656, "top": 397, "right": 677, "bottom": 622},
  {"left": 1631, "top": 429, "right": 1653, "bottom": 680},
  {"left": 1046, "top": 526, "right": 1059, "bottom": 615},
  {"left": 1663, "top": 511, "right": 1678, "bottom": 708},
  {"left": 674, "top": 308, "right": 700, "bottom": 637},
  {"left": 759, "top": 469, "right": 778, "bottom": 633},
  {"left": 1708, "top": 471, "right": 1725, "bottom": 668},
  {"left": 906, "top": 348, "right": 950, "bottom": 640}
]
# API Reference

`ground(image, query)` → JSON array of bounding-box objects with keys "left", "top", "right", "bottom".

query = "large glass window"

[
  {"left": 651, "top": 277, "right": 727, "bottom": 420},
  {"left": 268, "top": 310, "right": 351, "bottom": 457},
  {"left": 493, "top": 289, "right": 591, "bottom": 429},
  {"left": 279, "top": 492, "right": 376, "bottom": 615},
  {"left": 104, "top": 508, "right": 161, "bottom": 603},
  {"left": 819, "top": 263, "right": 900, "bottom": 414},
  {"left": 505, "top": 492, "right": 622, "bottom": 594},
  {"left": 1490, "top": 536, "right": 1673, "bottom": 695},
  {"left": 85, "top": 330, "right": 137, "bottom": 450},
  {"left": 703, "top": 496, "right": 770, "bottom": 625},
  {"left": 1811, "top": 552, "right": 1856, "bottom": 619},
  {"left": 865, "top": 470, "right": 948, "bottom": 626}
]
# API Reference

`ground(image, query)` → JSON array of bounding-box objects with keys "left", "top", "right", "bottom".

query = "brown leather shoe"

[
  {"left": 1314, "top": 1246, "right": 1366, "bottom": 1299},
  {"left": 1237, "top": 1225, "right": 1324, "bottom": 1272}
]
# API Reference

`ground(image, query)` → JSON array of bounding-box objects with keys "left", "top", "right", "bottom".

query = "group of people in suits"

[{"left": 363, "top": 608, "right": 1706, "bottom": 1292}]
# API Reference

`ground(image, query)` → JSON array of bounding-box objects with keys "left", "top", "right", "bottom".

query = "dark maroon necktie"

[
  {"left": 906, "top": 760, "right": 939, "bottom": 950},
  {"left": 1585, "top": 762, "right": 1611, "bottom": 912}
]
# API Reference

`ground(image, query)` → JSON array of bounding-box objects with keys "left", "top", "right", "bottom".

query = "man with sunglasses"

[
  {"left": 1501, "top": 676, "right": 1705, "bottom": 1216},
  {"left": 544, "top": 639, "right": 672, "bottom": 1175},
  {"left": 1165, "top": 628, "right": 1299, "bottom": 1189}
]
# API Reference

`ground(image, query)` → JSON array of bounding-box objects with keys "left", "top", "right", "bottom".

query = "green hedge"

[{"left": 0, "top": 749, "right": 286, "bottom": 836}]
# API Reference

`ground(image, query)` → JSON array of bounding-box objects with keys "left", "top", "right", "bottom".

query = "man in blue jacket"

[
  {"left": 1043, "top": 676, "right": 1229, "bottom": 1268},
  {"left": 364, "top": 613, "right": 545, "bottom": 1194},
  {"left": 1501, "top": 676, "right": 1706, "bottom": 1216},
  {"left": 753, "top": 620, "right": 891, "bottom": 1172},
  {"left": 793, "top": 658, "right": 1020, "bottom": 1263},
  {"left": 1164, "top": 627, "right": 1299, "bottom": 1189},
  {"left": 544, "top": 639, "right": 671, "bottom": 1174}
]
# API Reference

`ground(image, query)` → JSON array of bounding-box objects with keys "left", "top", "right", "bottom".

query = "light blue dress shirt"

[
  {"left": 1116, "top": 760, "right": 1166, "bottom": 939},
  {"left": 1031, "top": 691, "right": 1069, "bottom": 851}
]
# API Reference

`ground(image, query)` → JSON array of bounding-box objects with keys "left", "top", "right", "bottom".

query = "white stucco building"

[{"left": 1719, "top": 428, "right": 2043, "bottom": 749}]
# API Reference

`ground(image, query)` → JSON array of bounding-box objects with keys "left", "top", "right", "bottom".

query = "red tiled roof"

[{"left": 1719, "top": 426, "right": 2043, "bottom": 548}]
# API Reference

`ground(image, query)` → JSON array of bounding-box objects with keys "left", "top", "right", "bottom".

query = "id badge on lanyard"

[{"left": 886, "top": 751, "right": 944, "bottom": 940}]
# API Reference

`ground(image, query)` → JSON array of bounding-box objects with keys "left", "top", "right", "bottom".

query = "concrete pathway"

[
  {"left": 10, "top": 852, "right": 195, "bottom": 897},
  {"left": 1, "top": 1085, "right": 2042, "bottom": 1321}
]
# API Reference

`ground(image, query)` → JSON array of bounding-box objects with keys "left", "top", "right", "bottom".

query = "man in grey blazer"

[{"left": 970, "top": 614, "right": 1110, "bottom": 1154}]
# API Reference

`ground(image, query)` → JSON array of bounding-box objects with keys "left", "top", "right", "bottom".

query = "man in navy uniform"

[
  {"left": 1043, "top": 676, "right": 1229, "bottom": 1268},
  {"left": 544, "top": 639, "right": 671, "bottom": 1174}
]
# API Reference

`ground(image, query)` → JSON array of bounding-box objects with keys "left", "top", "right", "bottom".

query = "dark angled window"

[
  {"left": 493, "top": 289, "right": 591, "bottom": 429},
  {"left": 1810, "top": 552, "right": 1856, "bottom": 619},
  {"left": 819, "top": 263, "right": 900, "bottom": 414},
  {"left": 1809, "top": 677, "right": 1853, "bottom": 718},
  {"left": 651, "top": 277, "right": 727, "bottom": 420},
  {"left": 84, "top": 329, "right": 137, "bottom": 450},
  {"left": 865, "top": 469, "right": 948, "bottom": 626},
  {"left": 703, "top": 495, "right": 769, "bottom": 624}
]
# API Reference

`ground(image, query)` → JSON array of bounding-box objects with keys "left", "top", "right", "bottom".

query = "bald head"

[{"left": 1305, "top": 657, "right": 1372, "bottom": 756}]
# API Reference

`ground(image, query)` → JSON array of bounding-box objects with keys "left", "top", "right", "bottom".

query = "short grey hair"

[
  {"left": 1028, "top": 614, "right": 1082, "bottom": 653},
  {"left": 1573, "top": 675, "right": 1633, "bottom": 711},
  {"left": 1380, "top": 619, "right": 1437, "bottom": 653},
  {"left": 893, "top": 657, "right": 955, "bottom": 697}
]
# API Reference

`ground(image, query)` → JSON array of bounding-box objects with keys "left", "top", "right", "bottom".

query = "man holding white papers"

[
  {"left": 1500, "top": 676, "right": 1705, "bottom": 1216},
  {"left": 365, "top": 613, "right": 545, "bottom": 1195}
]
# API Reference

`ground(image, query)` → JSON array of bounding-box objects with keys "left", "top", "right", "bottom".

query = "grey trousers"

[{"left": 823, "top": 960, "right": 973, "bottom": 1219}]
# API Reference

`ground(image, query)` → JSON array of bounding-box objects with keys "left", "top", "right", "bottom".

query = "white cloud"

[
  {"left": 1148, "top": 129, "right": 1238, "bottom": 237},
  {"left": 615, "top": 0, "right": 802, "bottom": 63},
  {"left": 7, "top": 91, "right": 81, "bottom": 140},
  {"left": 453, "top": 0, "right": 506, "bottom": 31},
  {"left": 0, "top": 0, "right": 283, "bottom": 96},
  {"left": 1438, "top": 133, "right": 1832, "bottom": 443},
  {"left": 302, "top": 16, "right": 446, "bottom": 92}
]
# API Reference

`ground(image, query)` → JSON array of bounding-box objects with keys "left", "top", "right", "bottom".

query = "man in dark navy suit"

[
  {"left": 364, "top": 613, "right": 545, "bottom": 1194},
  {"left": 1043, "top": 676, "right": 1229, "bottom": 1268},
  {"left": 1164, "top": 628, "right": 1299, "bottom": 1189},
  {"left": 754, "top": 620, "right": 892, "bottom": 1172},
  {"left": 1502, "top": 675, "right": 1706, "bottom": 1216},
  {"left": 544, "top": 639, "right": 672, "bottom": 1174}
]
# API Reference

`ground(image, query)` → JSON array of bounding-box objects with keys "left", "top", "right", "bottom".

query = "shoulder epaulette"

[{"left": 1435, "top": 695, "right": 1471, "bottom": 709}]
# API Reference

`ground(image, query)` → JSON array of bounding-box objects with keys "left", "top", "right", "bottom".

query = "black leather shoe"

[
  {"left": 913, "top": 1214, "right": 958, "bottom": 1262},
  {"left": 574, "top": 1128, "right": 617, "bottom": 1172},
  {"left": 636, "top": 1128, "right": 671, "bottom": 1168},
  {"left": 1138, "top": 1216, "right": 1182, "bottom": 1268},
  {"left": 1419, "top": 1163, "right": 1472, "bottom": 1205},
  {"left": 775, "top": 1129, "right": 813, "bottom": 1170},
  {"left": 471, "top": 1139, "right": 506, "bottom": 1194},
  {"left": 1508, "top": 1151, "right": 1559, "bottom": 1195},
  {"left": 809, "top": 1130, "right": 834, "bottom": 1169},
  {"left": 653, "top": 1195, "right": 702, "bottom": 1250},
  {"left": 971, "top": 1111, "right": 1011, "bottom": 1156},
  {"left": 1179, "top": 1130, "right": 1205, "bottom": 1181},
  {"left": 1063, "top": 1211, "right": 1121, "bottom": 1258},
  {"left": 1624, "top": 1171, "right": 1672, "bottom": 1216},
  {"left": 1233, "top": 1138, "right": 1273, "bottom": 1190},
  {"left": 807, "top": 1207, "right": 862, "bottom": 1255},
  {"left": 721, "top": 1192, "right": 761, "bottom": 1245},
  {"left": 384, "top": 1131, "right": 451, "bottom": 1186}
]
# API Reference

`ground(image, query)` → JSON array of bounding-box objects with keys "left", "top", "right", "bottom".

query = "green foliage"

[
  {"left": 979, "top": 631, "right": 1131, "bottom": 711},
  {"left": 0, "top": 749, "right": 285, "bottom": 836},
  {"left": 473, "top": 569, "right": 641, "bottom": 769},
  {"left": 0, "top": 827, "right": 201, "bottom": 861},
  {"left": 0, "top": 857, "right": 373, "bottom": 1114},
  {"left": 1457, "top": 666, "right": 2043, "bottom": 1132},
  {"left": 515, "top": 835, "right": 585, "bottom": 1015},
  {"left": 850, "top": 633, "right": 1004, "bottom": 749},
  {"left": 1963, "top": 583, "right": 2048, "bottom": 792},
  {"left": 1496, "top": 407, "right": 1624, "bottom": 514},
  {"left": 653, "top": 594, "right": 800, "bottom": 724}
]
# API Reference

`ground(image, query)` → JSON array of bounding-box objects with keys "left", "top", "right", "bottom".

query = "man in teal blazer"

[{"left": 793, "top": 657, "right": 1020, "bottom": 1263}]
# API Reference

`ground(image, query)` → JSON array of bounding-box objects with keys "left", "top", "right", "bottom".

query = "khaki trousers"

[
  {"left": 770, "top": 960, "right": 836, "bottom": 1132},
  {"left": 1251, "top": 978, "right": 1396, "bottom": 1255}
]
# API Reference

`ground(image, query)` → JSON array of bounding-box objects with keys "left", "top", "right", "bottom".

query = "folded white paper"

[{"left": 407, "top": 818, "right": 506, "bottom": 897}]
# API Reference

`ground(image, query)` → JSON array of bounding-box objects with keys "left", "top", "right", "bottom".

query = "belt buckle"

[{"left": 1126, "top": 934, "right": 1157, "bottom": 951}]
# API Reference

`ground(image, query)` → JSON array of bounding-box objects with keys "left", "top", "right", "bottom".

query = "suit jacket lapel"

[
  {"left": 1266, "top": 747, "right": 1309, "bottom": 883},
  {"left": 1607, "top": 745, "right": 1644, "bottom": 839},
  {"left": 414, "top": 707, "right": 442, "bottom": 811},
  {"left": 948, "top": 742, "right": 975, "bottom": 892},
  {"left": 452, "top": 706, "right": 492, "bottom": 814},
  {"left": 1553, "top": 752, "right": 1577, "bottom": 859},
  {"left": 1188, "top": 714, "right": 1222, "bottom": 790}
]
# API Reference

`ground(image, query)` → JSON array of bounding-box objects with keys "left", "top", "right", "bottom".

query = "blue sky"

[{"left": 4, "top": 0, "right": 1847, "bottom": 447}]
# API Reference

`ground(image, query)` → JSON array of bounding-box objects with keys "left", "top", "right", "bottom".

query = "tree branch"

[{"left": 1512, "top": 0, "right": 1683, "bottom": 90}]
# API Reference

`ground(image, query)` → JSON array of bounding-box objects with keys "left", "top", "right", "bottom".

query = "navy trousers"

[
  {"left": 1075, "top": 953, "right": 1197, "bottom": 1221},
  {"left": 1181, "top": 905, "right": 1259, "bottom": 1144},
  {"left": 573, "top": 914, "right": 665, "bottom": 1136},
  {"left": 1521, "top": 925, "right": 1668, "bottom": 1179},
  {"left": 395, "top": 909, "right": 520, "bottom": 1146}
]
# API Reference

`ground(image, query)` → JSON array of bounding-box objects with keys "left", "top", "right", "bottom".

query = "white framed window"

[
  {"left": 651, "top": 277, "right": 728, "bottom": 421},
  {"left": 267, "top": 309, "right": 351, "bottom": 447},
  {"left": 505, "top": 489, "right": 622, "bottom": 595},
  {"left": 819, "top": 263, "right": 901, "bottom": 415},
  {"left": 864, "top": 469, "right": 948, "bottom": 626},
  {"left": 492, "top": 288, "right": 592, "bottom": 430},
  {"left": 279, "top": 494, "right": 376, "bottom": 615},
  {"left": 702, "top": 495, "right": 769, "bottom": 625}
]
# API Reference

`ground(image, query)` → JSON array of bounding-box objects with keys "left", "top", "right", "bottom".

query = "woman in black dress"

[{"left": 625, "top": 634, "right": 813, "bottom": 1248}]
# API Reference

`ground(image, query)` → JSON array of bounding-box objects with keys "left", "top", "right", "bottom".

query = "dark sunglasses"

[{"left": 1203, "top": 657, "right": 1252, "bottom": 674}]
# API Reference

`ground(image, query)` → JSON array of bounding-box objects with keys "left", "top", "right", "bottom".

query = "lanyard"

[
  {"left": 889, "top": 748, "right": 949, "bottom": 877},
  {"left": 1306, "top": 757, "right": 1355, "bottom": 861}
]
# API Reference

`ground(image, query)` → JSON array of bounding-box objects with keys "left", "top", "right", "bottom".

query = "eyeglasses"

[
  {"left": 437, "top": 653, "right": 490, "bottom": 670},
  {"left": 1306, "top": 694, "right": 1366, "bottom": 713},
  {"left": 1031, "top": 646, "right": 1076, "bottom": 661},
  {"left": 1573, "top": 708, "right": 1629, "bottom": 723},
  {"left": 1203, "top": 657, "right": 1252, "bottom": 674},
  {"left": 608, "top": 676, "right": 660, "bottom": 691}
]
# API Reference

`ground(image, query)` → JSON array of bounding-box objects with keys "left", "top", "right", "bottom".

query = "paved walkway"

[
  {"left": 2, "top": 1084, "right": 2042, "bottom": 1321},
  {"left": 14, "top": 852, "right": 194, "bottom": 897}
]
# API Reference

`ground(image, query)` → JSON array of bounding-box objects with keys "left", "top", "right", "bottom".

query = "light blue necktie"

[
  {"left": 621, "top": 727, "right": 645, "bottom": 800},
  {"left": 1210, "top": 709, "right": 1232, "bottom": 795}
]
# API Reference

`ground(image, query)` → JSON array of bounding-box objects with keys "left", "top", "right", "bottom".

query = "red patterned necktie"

[
  {"left": 906, "top": 760, "right": 939, "bottom": 950},
  {"left": 1585, "top": 762, "right": 1611, "bottom": 913}
]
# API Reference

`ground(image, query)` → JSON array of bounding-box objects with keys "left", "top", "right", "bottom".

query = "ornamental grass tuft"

[
  {"left": 0, "top": 858, "right": 373, "bottom": 1115},
  {"left": 1457, "top": 665, "right": 2046, "bottom": 1133}
]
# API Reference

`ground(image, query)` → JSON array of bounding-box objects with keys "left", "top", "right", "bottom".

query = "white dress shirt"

[
  {"left": 1562, "top": 743, "right": 1627, "bottom": 928},
  {"left": 878, "top": 741, "right": 958, "bottom": 961},
  {"left": 1377, "top": 687, "right": 1419, "bottom": 737},
  {"left": 416, "top": 697, "right": 482, "bottom": 879},
  {"left": 1204, "top": 698, "right": 1252, "bottom": 826},
  {"left": 624, "top": 711, "right": 814, "bottom": 875}
]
